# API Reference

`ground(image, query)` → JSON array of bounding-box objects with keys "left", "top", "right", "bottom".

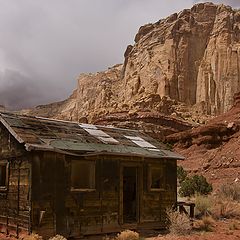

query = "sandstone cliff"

[
  {"left": 26, "top": 2, "right": 240, "bottom": 127},
  {"left": 122, "top": 3, "right": 240, "bottom": 116}
]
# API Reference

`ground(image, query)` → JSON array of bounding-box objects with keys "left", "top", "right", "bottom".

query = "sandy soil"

[
  {"left": 1, "top": 220, "right": 240, "bottom": 240},
  {"left": 146, "top": 219, "right": 240, "bottom": 240}
]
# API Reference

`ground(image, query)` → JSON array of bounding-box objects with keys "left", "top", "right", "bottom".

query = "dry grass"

[
  {"left": 229, "top": 221, "right": 240, "bottom": 230},
  {"left": 23, "top": 234, "right": 67, "bottom": 240},
  {"left": 116, "top": 230, "right": 140, "bottom": 240},
  {"left": 194, "top": 216, "right": 215, "bottom": 232},
  {"left": 166, "top": 209, "right": 192, "bottom": 235},
  {"left": 212, "top": 199, "right": 240, "bottom": 219},
  {"left": 23, "top": 234, "right": 43, "bottom": 240},
  {"left": 195, "top": 195, "right": 213, "bottom": 217},
  {"left": 217, "top": 183, "right": 240, "bottom": 202},
  {"left": 49, "top": 235, "right": 67, "bottom": 240},
  {"left": 103, "top": 230, "right": 140, "bottom": 240}
]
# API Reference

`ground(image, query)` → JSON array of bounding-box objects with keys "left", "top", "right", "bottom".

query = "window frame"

[
  {"left": 0, "top": 160, "right": 9, "bottom": 192},
  {"left": 70, "top": 160, "right": 96, "bottom": 192},
  {"left": 148, "top": 163, "right": 165, "bottom": 192}
]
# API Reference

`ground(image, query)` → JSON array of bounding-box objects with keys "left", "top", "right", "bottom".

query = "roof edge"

[{"left": 0, "top": 115, "right": 25, "bottom": 144}]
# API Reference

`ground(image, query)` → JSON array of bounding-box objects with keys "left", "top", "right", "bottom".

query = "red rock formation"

[
  {"left": 166, "top": 92, "right": 240, "bottom": 187},
  {"left": 25, "top": 3, "right": 240, "bottom": 135}
]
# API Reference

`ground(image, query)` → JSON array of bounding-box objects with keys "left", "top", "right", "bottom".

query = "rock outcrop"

[
  {"left": 22, "top": 90, "right": 78, "bottom": 121},
  {"left": 122, "top": 3, "right": 240, "bottom": 116},
  {"left": 167, "top": 92, "right": 240, "bottom": 187},
  {"left": 26, "top": 3, "right": 240, "bottom": 127}
]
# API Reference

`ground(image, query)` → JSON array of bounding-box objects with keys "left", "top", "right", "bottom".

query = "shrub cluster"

[
  {"left": 194, "top": 216, "right": 215, "bottom": 232},
  {"left": 177, "top": 166, "right": 187, "bottom": 184},
  {"left": 166, "top": 208, "right": 192, "bottom": 235},
  {"left": 116, "top": 230, "right": 140, "bottom": 240},
  {"left": 179, "top": 174, "right": 212, "bottom": 197},
  {"left": 195, "top": 195, "right": 212, "bottom": 217}
]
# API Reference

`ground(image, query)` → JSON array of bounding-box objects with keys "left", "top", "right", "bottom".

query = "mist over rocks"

[{"left": 25, "top": 3, "right": 240, "bottom": 128}]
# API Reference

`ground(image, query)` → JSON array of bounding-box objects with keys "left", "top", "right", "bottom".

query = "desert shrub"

[
  {"left": 179, "top": 175, "right": 212, "bottom": 197},
  {"left": 49, "top": 235, "right": 67, "bottom": 240},
  {"left": 211, "top": 198, "right": 240, "bottom": 219},
  {"left": 218, "top": 183, "right": 240, "bottom": 202},
  {"left": 166, "top": 208, "right": 192, "bottom": 235},
  {"left": 194, "top": 216, "right": 215, "bottom": 232},
  {"left": 116, "top": 230, "right": 140, "bottom": 240},
  {"left": 179, "top": 177, "right": 195, "bottom": 197},
  {"left": 23, "top": 234, "right": 43, "bottom": 240},
  {"left": 177, "top": 166, "right": 187, "bottom": 184},
  {"left": 195, "top": 195, "right": 212, "bottom": 217}
]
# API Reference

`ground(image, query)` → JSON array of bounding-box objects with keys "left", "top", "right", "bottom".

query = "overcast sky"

[{"left": 0, "top": 0, "right": 239, "bottom": 110}]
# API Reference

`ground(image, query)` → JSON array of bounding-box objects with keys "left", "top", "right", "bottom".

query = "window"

[
  {"left": 0, "top": 162, "right": 8, "bottom": 190},
  {"left": 148, "top": 165, "right": 165, "bottom": 191},
  {"left": 71, "top": 161, "right": 95, "bottom": 191}
]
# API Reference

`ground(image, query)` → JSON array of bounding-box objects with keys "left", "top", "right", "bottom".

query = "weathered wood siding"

[
  {"left": 0, "top": 124, "right": 31, "bottom": 238},
  {"left": 31, "top": 153, "right": 177, "bottom": 238},
  {"left": 138, "top": 158, "right": 177, "bottom": 227}
]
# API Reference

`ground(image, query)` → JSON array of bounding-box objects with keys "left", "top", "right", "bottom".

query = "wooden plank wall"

[
  {"left": 0, "top": 124, "right": 31, "bottom": 238},
  {"left": 31, "top": 152, "right": 58, "bottom": 238},
  {"left": 141, "top": 159, "right": 177, "bottom": 227},
  {"left": 31, "top": 153, "right": 177, "bottom": 238}
]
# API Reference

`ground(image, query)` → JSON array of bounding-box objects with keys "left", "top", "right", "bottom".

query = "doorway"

[{"left": 122, "top": 167, "right": 138, "bottom": 223}]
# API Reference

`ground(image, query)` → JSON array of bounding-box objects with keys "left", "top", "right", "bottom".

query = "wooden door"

[{"left": 120, "top": 163, "right": 142, "bottom": 224}]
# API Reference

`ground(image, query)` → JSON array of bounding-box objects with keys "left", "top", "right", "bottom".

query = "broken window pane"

[
  {"left": 71, "top": 161, "right": 95, "bottom": 190},
  {"left": 149, "top": 166, "right": 164, "bottom": 190},
  {"left": 0, "top": 163, "right": 7, "bottom": 188}
]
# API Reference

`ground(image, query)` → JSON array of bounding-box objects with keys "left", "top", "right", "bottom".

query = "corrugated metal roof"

[{"left": 0, "top": 112, "right": 184, "bottom": 160}]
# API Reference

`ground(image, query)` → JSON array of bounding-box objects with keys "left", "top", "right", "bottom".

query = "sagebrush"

[
  {"left": 49, "top": 235, "right": 67, "bottom": 240},
  {"left": 166, "top": 208, "right": 192, "bottom": 235},
  {"left": 194, "top": 216, "right": 215, "bottom": 232},
  {"left": 218, "top": 183, "right": 240, "bottom": 202},
  {"left": 116, "top": 230, "right": 140, "bottom": 240},
  {"left": 195, "top": 195, "right": 212, "bottom": 217}
]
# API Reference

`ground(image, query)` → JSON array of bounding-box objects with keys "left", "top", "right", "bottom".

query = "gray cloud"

[
  {"left": 0, "top": 0, "right": 237, "bottom": 110},
  {"left": 193, "top": 0, "right": 240, "bottom": 7},
  {"left": 0, "top": 69, "right": 43, "bottom": 109}
]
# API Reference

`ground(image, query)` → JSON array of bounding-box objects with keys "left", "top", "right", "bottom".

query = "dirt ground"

[
  {"left": 0, "top": 219, "right": 240, "bottom": 240},
  {"left": 146, "top": 219, "right": 240, "bottom": 240}
]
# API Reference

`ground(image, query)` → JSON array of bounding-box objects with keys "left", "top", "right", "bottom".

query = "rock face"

[
  {"left": 166, "top": 92, "right": 240, "bottom": 187},
  {"left": 26, "top": 3, "right": 240, "bottom": 126},
  {"left": 122, "top": 3, "right": 240, "bottom": 115},
  {"left": 22, "top": 90, "right": 78, "bottom": 121},
  {"left": 76, "top": 64, "right": 123, "bottom": 122}
]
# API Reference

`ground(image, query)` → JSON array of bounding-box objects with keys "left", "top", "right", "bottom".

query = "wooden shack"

[{"left": 0, "top": 112, "right": 184, "bottom": 239}]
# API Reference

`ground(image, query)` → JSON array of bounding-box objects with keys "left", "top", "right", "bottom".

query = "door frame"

[{"left": 119, "top": 162, "right": 143, "bottom": 225}]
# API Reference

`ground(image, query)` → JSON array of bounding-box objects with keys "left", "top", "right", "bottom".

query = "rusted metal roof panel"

[{"left": 0, "top": 112, "right": 184, "bottom": 160}]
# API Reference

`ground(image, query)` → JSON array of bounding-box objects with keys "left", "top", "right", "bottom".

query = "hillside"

[{"left": 167, "top": 92, "right": 240, "bottom": 187}]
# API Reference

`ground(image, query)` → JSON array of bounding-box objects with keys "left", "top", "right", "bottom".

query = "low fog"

[{"left": 0, "top": 0, "right": 239, "bottom": 110}]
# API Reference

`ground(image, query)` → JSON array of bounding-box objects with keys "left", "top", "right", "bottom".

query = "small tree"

[
  {"left": 191, "top": 175, "right": 213, "bottom": 196},
  {"left": 179, "top": 175, "right": 212, "bottom": 197},
  {"left": 177, "top": 166, "right": 188, "bottom": 184}
]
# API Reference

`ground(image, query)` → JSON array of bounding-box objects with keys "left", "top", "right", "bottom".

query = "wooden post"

[{"left": 190, "top": 204, "right": 195, "bottom": 218}]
